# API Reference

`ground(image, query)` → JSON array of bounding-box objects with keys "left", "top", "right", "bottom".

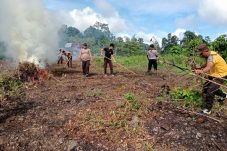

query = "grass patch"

[{"left": 84, "top": 88, "right": 103, "bottom": 97}]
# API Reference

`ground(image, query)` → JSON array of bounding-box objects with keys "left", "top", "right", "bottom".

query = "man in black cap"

[
  {"left": 100, "top": 43, "right": 115, "bottom": 76},
  {"left": 194, "top": 43, "right": 227, "bottom": 114}
]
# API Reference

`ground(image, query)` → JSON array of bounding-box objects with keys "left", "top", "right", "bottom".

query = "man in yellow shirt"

[{"left": 195, "top": 44, "right": 227, "bottom": 114}]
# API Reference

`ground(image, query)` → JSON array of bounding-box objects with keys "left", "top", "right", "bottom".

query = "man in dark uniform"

[{"left": 101, "top": 43, "right": 115, "bottom": 76}]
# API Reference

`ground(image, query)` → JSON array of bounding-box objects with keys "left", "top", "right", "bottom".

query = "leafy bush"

[
  {"left": 124, "top": 93, "right": 141, "bottom": 110},
  {"left": 0, "top": 75, "right": 24, "bottom": 101},
  {"left": 169, "top": 87, "right": 202, "bottom": 108}
]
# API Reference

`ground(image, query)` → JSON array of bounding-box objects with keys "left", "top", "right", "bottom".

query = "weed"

[{"left": 124, "top": 92, "right": 141, "bottom": 110}]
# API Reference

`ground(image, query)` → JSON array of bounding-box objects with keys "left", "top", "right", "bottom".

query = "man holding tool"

[
  {"left": 101, "top": 43, "right": 115, "bottom": 76},
  {"left": 195, "top": 44, "right": 227, "bottom": 114}
]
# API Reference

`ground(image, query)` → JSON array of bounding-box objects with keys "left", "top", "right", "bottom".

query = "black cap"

[{"left": 197, "top": 44, "right": 208, "bottom": 52}]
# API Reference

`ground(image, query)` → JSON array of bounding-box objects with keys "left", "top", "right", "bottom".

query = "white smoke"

[{"left": 0, "top": 0, "right": 60, "bottom": 65}]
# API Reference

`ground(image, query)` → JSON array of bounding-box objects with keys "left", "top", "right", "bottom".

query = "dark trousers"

[
  {"left": 67, "top": 57, "right": 72, "bottom": 68},
  {"left": 148, "top": 59, "right": 157, "bottom": 71},
  {"left": 104, "top": 58, "right": 113, "bottom": 74},
  {"left": 203, "top": 76, "right": 227, "bottom": 110},
  {"left": 57, "top": 56, "right": 63, "bottom": 64},
  {"left": 82, "top": 60, "right": 90, "bottom": 75}
]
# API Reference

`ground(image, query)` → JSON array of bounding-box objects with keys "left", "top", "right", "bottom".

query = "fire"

[{"left": 17, "top": 61, "right": 49, "bottom": 83}]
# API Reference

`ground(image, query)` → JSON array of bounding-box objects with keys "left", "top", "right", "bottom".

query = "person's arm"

[
  {"left": 195, "top": 62, "right": 213, "bottom": 74},
  {"left": 155, "top": 50, "right": 158, "bottom": 57},
  {"left": 89, "top": 49, "right": 92, "bottom": 61}
]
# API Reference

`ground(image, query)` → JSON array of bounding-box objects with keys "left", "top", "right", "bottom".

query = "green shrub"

[{"left": 169, "top": 87, "right": 202, "bottom": 108}]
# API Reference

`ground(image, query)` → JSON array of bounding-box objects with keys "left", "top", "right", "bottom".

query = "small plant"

[
  {"left": 124, "top": 92, "right": 141, "bottom": 110},
  {"left": 169, "top": 87, "right": 202, "bottom": 108},
  {"left": 0, "top": 75, "right": 24, "bottom": 101}
]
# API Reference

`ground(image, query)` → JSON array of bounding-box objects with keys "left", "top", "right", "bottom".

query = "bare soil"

[{"left": 0, "top": 61, "right": 226, "bottom": 151}]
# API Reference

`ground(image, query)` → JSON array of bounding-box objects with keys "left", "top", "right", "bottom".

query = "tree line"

[{"left": 59, "top": 22, "right": 227, "bottom": 59}]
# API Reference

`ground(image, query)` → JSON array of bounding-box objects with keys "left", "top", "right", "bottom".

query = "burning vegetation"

[{"left": 17, "top": 62, "right": 49, "bottom": 83}]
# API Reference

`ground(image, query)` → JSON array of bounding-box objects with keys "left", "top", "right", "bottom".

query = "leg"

[
  {"left": 148, "top": 60, "right": 152, "bottom": 72},
  {"left": 60, "top": 57, "right": 63, "bottom": 64},
  {"left": 104, "top": 59, "right": 108, "bottom": 74},
  {"left": 109, "top": 60, "right": 113, "bottom": 74},
  {"left": 85, "top": 60, "right": 90, "bottom": 75},
  {"left": 82, "top": 61, "right": 86, "bottom": 75},
  {"left": 213, "top": 77, "right": 226, "bottom": 103},
  {"left": 153, "top": 59, "right": 157, "bottom": 71},
  {"left": 70, "top": 57, "right": 72, "bottom": 67},
  {"left": 202, "top": 80, "right": 220, "bottom": 111}
]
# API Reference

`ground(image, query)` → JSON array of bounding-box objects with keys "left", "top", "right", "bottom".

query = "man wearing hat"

[{"left": 195, "top": 43, "right": 227, "bottom": 114}]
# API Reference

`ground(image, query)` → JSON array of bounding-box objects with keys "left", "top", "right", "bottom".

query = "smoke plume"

[{"left": 0, "top": 0, "right": 60, "bottom": 66}]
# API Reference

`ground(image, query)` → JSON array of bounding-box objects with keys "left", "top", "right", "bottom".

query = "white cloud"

[
  {"left": 94, "top": 0, "right": 116, "bottom": 17},
  {"left": 172, "top": 28, "right": 186, "bottom": 40},
  {"left": 175, "top": 15, "right": 196, "bottom": 28},
  {"left": 69, "top": 7, "right": 127, "bottom": 33},
  {"left": 198, "top": 0, "right": 227, "bottom": 26}
]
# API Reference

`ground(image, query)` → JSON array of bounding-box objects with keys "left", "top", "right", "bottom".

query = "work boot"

[
  {"left": 218, "top": 92, "right": 227, "bottom": 105},
  {"left": 200, "top": 109, "right": 211, "bottom": 115}
]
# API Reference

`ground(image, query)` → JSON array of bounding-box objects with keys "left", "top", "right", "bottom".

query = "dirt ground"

[{"left": 0, "top": 61, "right": 227, "bottom": 151}]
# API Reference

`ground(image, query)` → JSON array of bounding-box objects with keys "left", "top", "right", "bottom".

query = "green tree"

[
  {"left": 187, "top": 38, "right": 204, "bottom": 56},
  {"left": 138, "top": 38, "right": 144, "bottom": 44},
  {"left": 67, "top": 26, "right": 81, "bottom": 37},
  {"left": 204, "top": 36, "right": 211, "bottom": 45},
  {"left": 84, "top": 26, "right": 105, "bottom": 39},
  {"left": 212, "top": 34, "right": 227, "bottom": 59},
  {"left": 117, "top": 37, "right": 123, "bottom": 43},
  {"left": 181, "top": 31, "right": 197, "bottom": 46}
]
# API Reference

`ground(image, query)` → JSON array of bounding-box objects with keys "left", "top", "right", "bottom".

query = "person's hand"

[{"left": 194, "top": 69, "right": 203, "bottom": 74}]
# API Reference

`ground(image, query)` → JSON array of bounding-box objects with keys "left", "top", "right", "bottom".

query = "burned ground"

[{"left": 0, "top": 61, "right": 227, "bottom": 151}]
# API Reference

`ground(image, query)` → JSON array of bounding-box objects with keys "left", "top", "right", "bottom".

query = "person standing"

[
  {"left": 79, "top": 43, "right": 92, "bottom": 77},
  {"left": 195, "top": 44, "right": 227, "bottom": 114},
  {"left": 147, "top": 44, "right": 158, "bottom": 73},
  {"left": 57, "top": 49, "right": 63, "bottom": 64},
  {"left": 101, "top": 43, "right": 115, "bottom": 76},
  {"left": 66, "top": 51, "right": 73, "bottom": 68}
]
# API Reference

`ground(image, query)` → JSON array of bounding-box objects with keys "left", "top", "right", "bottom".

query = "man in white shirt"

[{"left": 147, "top": 44, "right": 158, "bottom": 73}]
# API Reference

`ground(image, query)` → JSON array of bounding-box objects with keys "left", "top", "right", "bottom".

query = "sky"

[{"left": 43, "top": 0, "right": 227, "bottom": 44}]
